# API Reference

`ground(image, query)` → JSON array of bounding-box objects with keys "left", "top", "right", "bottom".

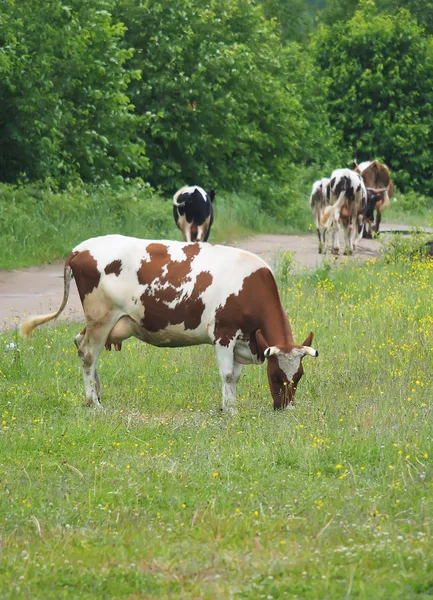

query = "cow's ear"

[
  {"left": 255, "top": 329, "right": 268, "bottom": 359},
  {"left": 302, "top": 331, "right": 314, "bottom": 347},
  {"left": 208, "top": 190, "right": 215, "bottom": 203},
  {"left": 256, "top": 329, "right": 280, "bottom": 359}
]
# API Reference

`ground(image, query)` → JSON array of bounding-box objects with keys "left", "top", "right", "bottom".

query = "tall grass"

[
  {"left": 1, "top": 254, "right": 433, "bottom": 597},
  {"left": 0, "top": 181, "right": 312, "bottom": 270},
  {"left": 383, "top": 188, "right": 433, "bottom": 228}
]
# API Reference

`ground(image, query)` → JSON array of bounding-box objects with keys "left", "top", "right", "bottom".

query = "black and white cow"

[
  {"left": 321, "top": 168, "right": 367, "bottom": 255},
  {"left": 173, "top": 186, "right": 215, "bottom": 242},
  {"left": 309, "top": 177, "right": 331, "bottom": 254}
]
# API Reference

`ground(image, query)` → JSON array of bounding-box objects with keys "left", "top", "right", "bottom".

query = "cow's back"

[{"left": 71, "top": 236, "right": 269, "bottom": 345}]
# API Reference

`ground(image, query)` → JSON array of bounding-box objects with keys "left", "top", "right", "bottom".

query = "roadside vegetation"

[
  {"left": 1, "top": 251, "right": 433, "bottom": 597},
  {"left": 0, "top": 179, "right": 314, "bottom": 270}
]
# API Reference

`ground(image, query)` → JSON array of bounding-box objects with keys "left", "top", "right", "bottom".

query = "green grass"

[
  {"left": 384, "top": 189, "right": 433, "bottom": 229},
  {"left": 1, "top": 256, "right": 433, "bottom": 598}
]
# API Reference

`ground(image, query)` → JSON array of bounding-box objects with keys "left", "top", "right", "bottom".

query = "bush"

[{"left": 382, "top": 229, "right": 429, "bottom": 264}]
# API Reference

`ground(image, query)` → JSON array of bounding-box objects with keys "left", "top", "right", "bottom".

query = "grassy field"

[{"left": 1, "top": 254, "right": 433, "bottom": 598}]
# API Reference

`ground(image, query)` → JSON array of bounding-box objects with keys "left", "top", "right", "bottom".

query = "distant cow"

[
  {"left": 321, "top": 168, "right": 367, "bottom": 255},
  {"left": 362, "top": 189, "right": 388, "bottom": 238},
  {"left": 20, "top": 236, "right": 318, "bottom": 412},
  {"left": 173, "top": 186, "right": 215, "bottom": 242},
  {"left": 353, "top": 160, "right": 393, "bottom": 235},
  {"left": 309, "top": 178, "right": 330, "bottom": 254}
]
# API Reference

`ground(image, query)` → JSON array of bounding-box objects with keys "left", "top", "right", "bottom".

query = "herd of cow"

[
  {"left": 20, "top": 165, "right": 391, "bottom": 413},
  {"left": 310, "top": 159, "right": 393, "bottom": 255}
]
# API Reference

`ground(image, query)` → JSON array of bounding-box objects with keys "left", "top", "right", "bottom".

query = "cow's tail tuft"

[{"left": 20, "top": 259, "right": 74, "bottom": 337}]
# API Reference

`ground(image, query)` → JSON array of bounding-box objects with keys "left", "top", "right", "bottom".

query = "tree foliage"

[
  {"left": 312, "top": 4, "right": 433, "bottom": 192},
  {"left": 0, "top": 0, "right": 146, "bottom": 184},
  {"left": 116, "top": 0, "right": 335, "bottom": 201}
]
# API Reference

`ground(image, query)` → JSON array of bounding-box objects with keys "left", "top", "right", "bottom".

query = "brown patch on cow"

[
  {"left": 137, "top": 243, "right": 201, "bottom": 287},
  {"left": 105, "top": 260, "right": 122, "bottom": 276},
  {"left": 137, "top": 243, "right": 212, "bottom": 332},
  {"left": 360, "top": 160, "right": 393, "bottom": 198},
  {"left": 69, "top": 250, "right": 101, "bottom": 303},
  {"left": 214, "top": 268, "right": 293, "bottom": 349}
]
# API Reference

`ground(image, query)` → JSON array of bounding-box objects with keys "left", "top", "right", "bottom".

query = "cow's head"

[
  {"left": 366, "top": 189, "right": 385, "bottom": 219},
  {"left": 256, "top": 330, "right": 318, "bottom": 409}
]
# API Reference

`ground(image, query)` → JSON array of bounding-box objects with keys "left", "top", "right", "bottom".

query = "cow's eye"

[{"left": 271, "top": 375, "right": 277, "bottom": 383}]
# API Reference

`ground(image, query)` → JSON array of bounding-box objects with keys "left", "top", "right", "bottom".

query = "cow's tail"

[
  {"left": 173, "top": 186, "right": 190, "bottom": 207},
  {"left": 320, "top": 191, "right": 346, "bottom": 227},
  {"left": 20, "top": 258, "right": 73, "bottom": 337}
]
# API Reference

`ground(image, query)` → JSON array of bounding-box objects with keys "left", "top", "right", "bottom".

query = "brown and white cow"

[
  {"left": 20, "top": 235, "right": 318, "bottom": 412},
  {"left": 353, "top": 160, "right": 393, "bottom": 235},
  {"left": 173, "top": 186, "right": 215, "bottom": 242},
  {"left": 309, "top": 177, "right": 331, "bottom": 254},
  {"left": 321, "top": 168, "right": 367, "bottom": 255}
]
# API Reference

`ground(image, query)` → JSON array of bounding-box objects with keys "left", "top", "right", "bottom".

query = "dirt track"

[{"left": 0, "top": 224, "right": 423, "bottom": 331}]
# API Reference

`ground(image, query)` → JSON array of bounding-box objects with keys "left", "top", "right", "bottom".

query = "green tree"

[
  {"left": 321, "top": 0, "right": 433, "bottom": 35},
  {"left": 312, "top": 4, "right": 433, "bottom": 192},
  {"left": 117, "top": 0, "right": 336, "bottom": 210},
  {"left": 0, "top": 0, "right": 146, "bottom": 184},
  {"left": 259, "top": 0, "right": 313, "bottom": 44}
]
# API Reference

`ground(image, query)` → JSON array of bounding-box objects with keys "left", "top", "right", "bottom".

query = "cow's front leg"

[
  {"left": 374, "top": 210, "right": 382, "bottom": 234},
  {"left": 215, "top": 343, "right": 242, "bottom": 413}
]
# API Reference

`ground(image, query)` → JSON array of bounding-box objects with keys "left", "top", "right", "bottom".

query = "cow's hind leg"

[
  {"left": 345, "top": 215, "right": 357, "bottom": 255},
  {"left": 315, "top": 212, "right": 325, "bottom": 253},
  {"left": 215, "top": 343, "right": 242, "bottom": 414},
  {"left": 331, "top": 219, "right": 340, "bottom": 255},
  {"left": 77, "top": 316, "right": 120, "bottom": 408},
  {"left": 75, "top": 327, "right": 103, "bottom": 400}
]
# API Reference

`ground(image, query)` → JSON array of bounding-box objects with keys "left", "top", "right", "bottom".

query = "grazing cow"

[
  {"left": 20, "top": 236, "right": 318, "bottom": 412},
  {"left": 309, "top": 177, "right": 331, "bottom": 254},
  {"left": 352, "top": 160, "right": 393, "bottom": 235},
  {"left": 321, "top": 168, "right": 367, "bottom": 255},
  {"left": 173, "top": 186, "right": 215, "bottom": 242}
]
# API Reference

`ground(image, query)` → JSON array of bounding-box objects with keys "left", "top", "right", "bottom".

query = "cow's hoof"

[
  {"left": 221, "top": 406, "right": 237, "bottom": 415},
  {"left": 86, "top": 399, "right": 104, "bottom": 410},
  {"left": 332, "top": 248, "right": 340, "bottom": 256},
  {"left": 344, "top": 249, "right": 353, "bottom": 256},
  {"left": 318, "top": 247, "right": 323, "bottom": 254}
]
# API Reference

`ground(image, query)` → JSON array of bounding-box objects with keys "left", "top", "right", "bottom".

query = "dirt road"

[{"left": 0, "top": 224, "right": 424, "bottom": 331}]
